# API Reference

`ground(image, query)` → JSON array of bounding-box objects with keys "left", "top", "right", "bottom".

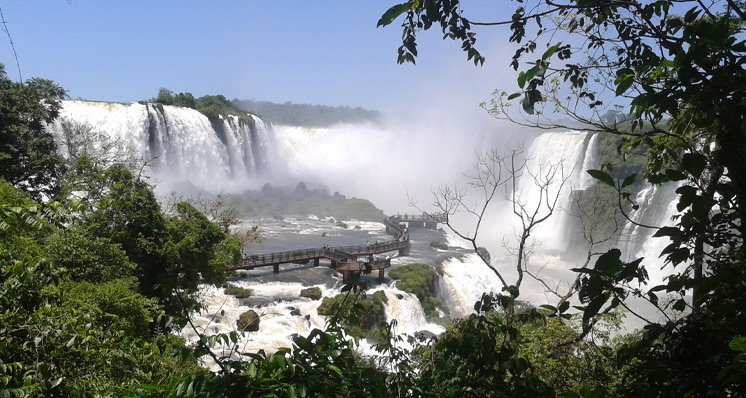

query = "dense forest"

[{"left": 2, "top": 0, "right": 746, "bottom": 395}]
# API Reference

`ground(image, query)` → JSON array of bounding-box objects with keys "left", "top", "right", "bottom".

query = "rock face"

[
  {"left": 300, "top": 287, "right": 322, "bottom": 300},
  {"left": 237, "top": 310, "right": 260, "bottom": 332}
]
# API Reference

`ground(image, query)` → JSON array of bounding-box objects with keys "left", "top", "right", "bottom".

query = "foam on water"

[{"left": 439, "top": 253, "right": 505, "bottom": 318}]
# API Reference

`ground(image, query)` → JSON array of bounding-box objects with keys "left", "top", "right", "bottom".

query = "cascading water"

[
  {"left": 616, "top": 183, "right": 681, "bottom": 283},
  {"left": 438, "top": 253, "right": 505, "bottom": 318},
  {"left": 47, "top": 100, "right": 277, "bottom": 192},
  {"left": 515, "top": 131, "right": 588, "bottom": 252},
  {"left": 578, "top": 133, "right": 600, "bottom": 190},
  {"left": 48, "top": 101, "right": 687, "bottom": 354}
]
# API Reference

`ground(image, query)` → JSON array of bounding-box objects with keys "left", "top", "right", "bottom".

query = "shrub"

[
  {"left": 224, "top": 285, "right": 252, "bottom": 298},
  {"left": 318, "top": 292, "right": 388, "bottom": 337},
  {"left": 390, "top": 264, "right": 448, "bottom": 322},
  {"left": 430, "top": 241, "right": 448, "bottom": 250},
  {"left": 477, "top": 247, "right": 491, "bottom": 264},
  {"left": 300, "top": 286, "right": 322, "bottom": 300}
]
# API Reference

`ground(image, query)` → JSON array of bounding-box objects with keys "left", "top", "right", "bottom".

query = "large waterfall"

[
  {"left": 508, "top": 131, "right": 590, "bottom": 252},
  {"left": 48, "top": 100, "right": 277, "bottom": 192},
  {"left": 44, "top": 102, "right": 683, "bottom": 352}
]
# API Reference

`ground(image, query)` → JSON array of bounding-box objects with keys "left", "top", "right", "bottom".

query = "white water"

[
  {"left": 513, "top": 131, "right": 588, "bottom": 252},
  {"left": 616, "top": 183, "right": 681, "bottom": 285},
  {"left": 48, "top": 100, "right": 277, "bottom": 193},
  {"left": 272, "top": 122, "right": 497, "bottom": 214},
  {"left": 47, "top": 102, "right": 685, "bottom": 349},
  {"left": 578, "top": 133, "right": 600, "bottom": 190},
  {"left": 439, "top": 253, "right": 505, "bottom": 318}
]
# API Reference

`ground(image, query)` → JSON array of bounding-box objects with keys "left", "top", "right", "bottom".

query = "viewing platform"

[
  {"left": 385, "top": 213, "right": 447, "bottom": 236},
  {"left": 231, "top": 213, "right": 446, "bottom": 282},
  {"left": 229, "top": 229, "right": 408, "bottom": 282}
]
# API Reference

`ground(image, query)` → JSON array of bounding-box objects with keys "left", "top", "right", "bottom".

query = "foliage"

[
  {"left": 300, "top": 286, "right": 322, "bottom": 300},
  {"left": 318, "top": 291, "right": 388, "bottom": 339},
  {"left": 429, "top": 240, "right": 448, "bottom": 250},
  {"left": 389, "top": 263, "right": 448, "bottom": 321},
  {"left": 233, "top": 98, "right": 382, "bottom": 127},
  {"left": 382, "top": 0, "right": 746, "bottom": 396},
  {"left": 232, "top": 183, "right": 386, "bottom": 221},
  {"left": 476, "top": 246, "right": 491, "bottom": 263},
  {"left": 0, "top": 64, "right": 67, "bottom": 201},
  {"left": 147, "top": 88, "right": 250, "bottom": 121},
  {"left": 518, "top": 312, "right": 630, "bottom": 396},
  {"left": 225, "top": 284, "right": 253, "bottom": 298},
  {"left": 163, "top": 201, "right": 239, "bottom": 287},
  {"left": 62, "top": 157, "right": 240, "bottom": 315},
  {"left": 45, "top": 229, "right": 136, "bottom": 284},
  {"left": 0, "top": 255, "right": 204, "bottom": 397},
  {"left": 412, "top": 293, "right": 554, "bottom": 397},
  {"left": 0, "top": 180, "right": 57, "bottom": 253}
]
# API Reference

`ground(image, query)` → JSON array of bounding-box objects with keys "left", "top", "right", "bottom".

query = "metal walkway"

[{"left": 230, "top": 213, "right": 446, "bottom": 282}]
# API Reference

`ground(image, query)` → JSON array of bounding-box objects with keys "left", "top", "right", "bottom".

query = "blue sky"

[{"left": 0, "top": 1, "right": 519, "bottom": 114}]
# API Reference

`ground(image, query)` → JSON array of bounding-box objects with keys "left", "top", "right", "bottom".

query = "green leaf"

[
  {"left": 672, "top": 298, "right": 687, "bottom": 312},
  {"left": 587, "top": 169, "right": 616, "bottom": 187},
  {"left": 329, "top": 364, "right": 343, "bottom": 375},
  {"left": 377, "top": 3, "right": 411, "bottom": 27},
  {"left": 615, "top": 74, "right": 634, "bottom": 96},
  {"left": 621, "top": 173, "right": 637, "bottom": 188},
  {"left": 518, "top": 71, "right": 527, "bottom": 88},
  {"left": 542, "top": 42, "right": 562, "bottom": 61},
  {"left": 539, "top": 304, "right": 557, "bottom": 313},
  {"left": 525, "top": 65, "right": 539, "bottom": 82},
  {"left": 507, "top": 92, "right": 521, "bottom": 100},
  {"left": 729, "top": 337, "right": 746, "bottom": 352}
]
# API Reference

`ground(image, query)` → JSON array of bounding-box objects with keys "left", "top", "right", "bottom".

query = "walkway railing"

[{"left": 230, "top": 213, "right": 443, "bottom": 273}]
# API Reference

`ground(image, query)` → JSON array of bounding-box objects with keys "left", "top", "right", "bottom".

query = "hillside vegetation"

[{"left": 233, "top": 99, "right": 382, "bottom": 127}]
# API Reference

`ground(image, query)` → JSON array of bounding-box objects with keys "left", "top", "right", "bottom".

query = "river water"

[{"left": 180, "top": 215, "right": 502, "bottom": 369}]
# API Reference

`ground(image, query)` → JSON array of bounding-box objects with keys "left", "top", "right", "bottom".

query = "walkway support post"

[
  {"left": 378, "top": 268, "right": 385, "bottom": 283},
  {"left": 273, "top": 264, "right": 280, "bottom": 274},
  {"left": 314, "top": 258, "right": 319, "bottom": 267}
]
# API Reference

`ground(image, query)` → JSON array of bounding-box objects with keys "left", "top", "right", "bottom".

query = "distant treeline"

[
  {"left": 232, "top": 181, "right": 385, "bottom": 222},
  {"left": 142, "top": 88, "right": 252, "bottom": 121},
  {"left": 233, "top": 99, "right": 382, "bottom": 127}
]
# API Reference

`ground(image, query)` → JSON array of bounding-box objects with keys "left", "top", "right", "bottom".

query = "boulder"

[
  {"left": 237, "top": 310, "right": 260, "bottom": 332},
  {"left": 300, "top": 287, "right": 322, "bottom": 300}
]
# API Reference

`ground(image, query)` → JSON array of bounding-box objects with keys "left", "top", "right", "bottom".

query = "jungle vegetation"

[{"left": 2, "top": 0, "right": 746, "bottom": 394}]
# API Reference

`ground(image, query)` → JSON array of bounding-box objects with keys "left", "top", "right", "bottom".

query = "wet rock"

[
  {"left": 300, "top": 287, "right": 322, "bottom": 300},
  {"left": 237, "top": 310, "right": 260, "bottom": 332}
]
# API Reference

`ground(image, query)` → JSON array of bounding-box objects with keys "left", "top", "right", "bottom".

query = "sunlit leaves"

[{"left": 377, "top": 3, "right": 413, "bottom": 27}]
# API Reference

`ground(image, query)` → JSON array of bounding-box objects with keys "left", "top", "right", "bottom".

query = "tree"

[
  {"left": 0, "top": 63, "right": 67, "bottom": 200},
  {"left": 381, "top": 0, "right": 746, "bottom": 395}
]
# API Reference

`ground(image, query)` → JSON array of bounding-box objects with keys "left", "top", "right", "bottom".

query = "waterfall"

[
  {"left": 439, "top": 253, "right": 505, "bottom": 318},
  {"left": 47, "top": 100, "right": 277, "bottom": 192},
  {"left": 616, "top": 183, "right": 680, "bottom": 284},
  {"left": 578, "top": 133, "right": 600, "bottom": 190},
  {"left": 517, "top": 131, "right": 588, "bottom": 251}
]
